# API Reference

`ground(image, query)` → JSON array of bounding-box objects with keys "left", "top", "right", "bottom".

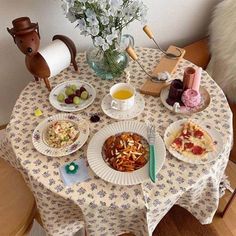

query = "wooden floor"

[{"left": 123, "top": 161, "right": 236, "bottom": 236}]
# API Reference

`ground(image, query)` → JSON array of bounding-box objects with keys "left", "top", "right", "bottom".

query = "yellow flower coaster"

[{"left": 34, "top": 108, "right": 43, "bottom": 117}]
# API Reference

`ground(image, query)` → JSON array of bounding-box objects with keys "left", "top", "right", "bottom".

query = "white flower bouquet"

[{"left": 61, "top": 0, "right": 148, "bottom": 79}]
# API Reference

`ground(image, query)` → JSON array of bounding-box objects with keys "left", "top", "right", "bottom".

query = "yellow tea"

[{"left": 112, "top": 89, "right": 133, "bottom": 100}]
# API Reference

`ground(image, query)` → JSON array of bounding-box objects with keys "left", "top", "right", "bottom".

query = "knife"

[{"left": 147, "top": 124, "right": 156, "bottom": 183}]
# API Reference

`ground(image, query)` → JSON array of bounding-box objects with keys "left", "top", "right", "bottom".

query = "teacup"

[{"left": 110, "top": 83, "right": 135, "bottom": 111}]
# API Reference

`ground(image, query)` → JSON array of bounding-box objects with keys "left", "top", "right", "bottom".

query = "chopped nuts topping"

[{"left": 102, "top": 132, "right": 149, "bottom": 172}]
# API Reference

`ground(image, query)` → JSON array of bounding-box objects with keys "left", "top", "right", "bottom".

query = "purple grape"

[
  {"left": 68, "top": 94, "right": 76, "bottom": 99},
  {"left": 65, "top": 97, "right": 73, "bottom": 104},
  {"left": 68, "top": 97, "right": 74, "bottom": 103},
  {"left": 75, "top": 89, "right": 81, "bottom": 97},
  {"left": 80, "top": 86, "right": 86, "bottom": 93},
  {"left": 90, "top": 114, "right": 100, "bottom": 123}
]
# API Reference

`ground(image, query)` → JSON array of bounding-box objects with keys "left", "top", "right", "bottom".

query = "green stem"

[{"left": 102, "top": 49, "right": 124, "bottom": 76}]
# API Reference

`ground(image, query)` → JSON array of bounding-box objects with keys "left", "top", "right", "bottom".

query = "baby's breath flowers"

[
  {"left": 61, "top": 0, "right": 148, "bottom": 79},
  {"left": 61, "top": 0, "right": 148, "bottom": 51}
]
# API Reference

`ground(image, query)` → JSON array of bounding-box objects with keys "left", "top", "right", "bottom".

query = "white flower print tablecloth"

[{"left": 0, "top": 48, "right": 233, "bottom": 236}]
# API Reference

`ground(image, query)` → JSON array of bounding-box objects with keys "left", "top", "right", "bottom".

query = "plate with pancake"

[{"left": 164, "top": 119, "right": 223, "bottom": 164}]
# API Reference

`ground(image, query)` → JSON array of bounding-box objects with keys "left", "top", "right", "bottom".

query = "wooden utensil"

[
  {"left": 143, "top": 25, "right": 182, "bottom": 59},
  {"left": 7, "top": 17, "right": 78, "bottom": 91},
  {"left": 140, "top": 45, "right": 185, "bottom": 97}
]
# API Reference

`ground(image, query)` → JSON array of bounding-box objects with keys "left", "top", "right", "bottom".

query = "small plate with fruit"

[{"left": 49, "top": 80, "right": 96, "bottom": 112}]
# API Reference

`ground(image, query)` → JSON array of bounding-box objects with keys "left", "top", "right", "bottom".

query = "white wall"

[{"left": 0, "top": 0, "right": 220, "bottom": 125}]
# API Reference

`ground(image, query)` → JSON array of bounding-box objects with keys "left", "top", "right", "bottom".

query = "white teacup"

[{"left": 110, "top": 83, "right": 135, "bottom": 111}]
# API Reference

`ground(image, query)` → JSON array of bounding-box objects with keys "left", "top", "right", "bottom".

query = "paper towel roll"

[{"left": 38, "top": 39, "right": 71, "bottom": 78}]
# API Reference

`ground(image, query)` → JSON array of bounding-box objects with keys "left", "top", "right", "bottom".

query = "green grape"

[
  {"left": 65, "top": 87, "right": 74, "bottom": 96},
  {"left": 80, "top": 91, "right": 89, "bottom": 100},
  {"left": 73, "top": 96, "right": 81, "bottom": 105},
  {"left": 57, "top": 93, "right": 65, "bottom": 102},
  {"left": 70, "top": 84, "right": 77, "bottom": 91}
]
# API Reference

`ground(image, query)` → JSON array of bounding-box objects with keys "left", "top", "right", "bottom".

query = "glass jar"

[{"left": 86, "top": 34, "right": 134, "bottom": 80}]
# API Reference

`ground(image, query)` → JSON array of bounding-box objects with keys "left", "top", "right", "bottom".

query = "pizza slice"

[{"left": 171, "top": 120, "right": 215, "bottom": 158}]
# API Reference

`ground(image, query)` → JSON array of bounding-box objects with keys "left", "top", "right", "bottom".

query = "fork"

[{"left": 147, "top": 124, "right": 156, "bottom": 183}]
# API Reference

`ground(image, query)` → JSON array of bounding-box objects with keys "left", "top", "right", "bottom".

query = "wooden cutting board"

[{"left": 139, "top": 45, "right": 185, "bottom": 96}]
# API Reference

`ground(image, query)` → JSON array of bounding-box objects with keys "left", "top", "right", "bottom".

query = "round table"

[{"left": 1, "top": 48, "right": 233, "bottom": 236}]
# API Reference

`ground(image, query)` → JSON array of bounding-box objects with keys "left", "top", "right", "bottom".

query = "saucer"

[
  {"left": 101, "top": 93, "right": 145, "bottom": 120},
  {"left": 160, "top": 85, "right": 211, "bottom": 115}
]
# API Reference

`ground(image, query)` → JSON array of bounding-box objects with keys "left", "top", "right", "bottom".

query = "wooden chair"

[
  {"left": 183, "top": 38, "right": 236, "bottom": 217},
  {"left": 221, "top": 189, "right": 236, "bottom": 217},
  {"left": 0, "top": 130, "right": 42, "bottom": 235},
  {"left": 183, "top": 37, "right": 211, "bottom": 69},
  {"left": 0, "top": 157, "right": 36, "bottom": 235}
]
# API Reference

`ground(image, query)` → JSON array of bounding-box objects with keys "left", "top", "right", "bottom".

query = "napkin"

[{"left": 59, "top": 159, "right": 90, "bottom": 186}]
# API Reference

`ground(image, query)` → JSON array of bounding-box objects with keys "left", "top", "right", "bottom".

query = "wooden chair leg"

[
  {"left": 221, "top": 189, "right": 236, "bottom": 217},
  {"left": 72, "top": 59, "right": 78, "bottom": 72},
  {"left": 43, "top": 78, "right": 51, "bottom": 91}
]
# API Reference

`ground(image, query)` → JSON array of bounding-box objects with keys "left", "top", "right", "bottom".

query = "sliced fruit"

[
  {"left": 192, "top": 145, "right": 205, "bottom": 155},
  {"left": 194, "top": 130, "right": 204, "bottom": 139},
  {"left": 173, "top": 137, "right": 182, "bottom": 147}
]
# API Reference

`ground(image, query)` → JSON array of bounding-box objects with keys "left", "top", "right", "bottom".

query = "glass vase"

[{"left": 86, "top": 34, "right": 134, "bottom": 80}]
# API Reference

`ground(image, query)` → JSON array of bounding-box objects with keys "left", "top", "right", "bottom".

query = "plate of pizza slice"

[{"left": 164, "top": 119, "right": 223, "bottom": 164}]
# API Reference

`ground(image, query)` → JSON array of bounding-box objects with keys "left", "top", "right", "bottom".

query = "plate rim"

[
  {"left": 32, "top": 113, "right": 89, "bottom": 157},
  {"left": 101, "top": 93, "right": 145, "bottom": 120},
  {"left": 49, "top": 80, "right": 96, "bottom": 112},
  {"left": 87, "top": 121, "right": 166, "bottom": 185},
  {"left": 164, "top": 118, "right": 223, "bottom": 164},
  {"left": 160, "top": 84, "right": 211, "bottom": 115}
]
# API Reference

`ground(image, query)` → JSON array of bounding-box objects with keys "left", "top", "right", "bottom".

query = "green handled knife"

[{"left": 147, "top": 125, "right": 156, "bottom": 183}]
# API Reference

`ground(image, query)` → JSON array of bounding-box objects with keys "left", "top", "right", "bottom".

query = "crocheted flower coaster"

[
  {"left": 65, "top": 162, "right": 79, "bottom": 174},
  {"left": 59, "top": 159, "right": 90, "bottom": 186}
]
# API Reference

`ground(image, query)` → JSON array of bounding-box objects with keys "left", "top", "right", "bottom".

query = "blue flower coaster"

[{"left": 59, "top": 159, "right": 90, "bottom": 186}]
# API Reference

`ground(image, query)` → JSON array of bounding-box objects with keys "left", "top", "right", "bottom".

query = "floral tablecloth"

[{"left": 0, "top": 48, "right": 233, "bottom": 236}]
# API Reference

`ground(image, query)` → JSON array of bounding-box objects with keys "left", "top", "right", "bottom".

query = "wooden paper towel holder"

[{"left": 7, "top": 17, "right": 78, "bottom": 91}]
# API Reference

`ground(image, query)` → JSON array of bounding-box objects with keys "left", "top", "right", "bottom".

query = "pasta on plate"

[{"left": 102, "top": 132, "right": 149, "bottom": 172}]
